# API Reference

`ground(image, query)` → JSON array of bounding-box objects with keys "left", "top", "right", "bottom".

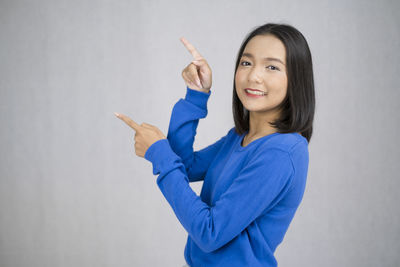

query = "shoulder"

[
  {"left": 225, "top": 126, "right": 240, "bottom": 140},
  {"left": 259, "top": 132, "right": 308, "bottom": 156},
  {"left": 227, "top": 126, "right": 237, "bottom": 135}
]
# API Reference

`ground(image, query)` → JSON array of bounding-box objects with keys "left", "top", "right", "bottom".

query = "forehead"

[{"left": 243, "top": 34, "right": 286, "bottom": 60}]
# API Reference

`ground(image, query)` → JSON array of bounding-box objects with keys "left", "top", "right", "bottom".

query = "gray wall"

[{"left": 1, "top": 0, "right": 399, "bottom": 266}]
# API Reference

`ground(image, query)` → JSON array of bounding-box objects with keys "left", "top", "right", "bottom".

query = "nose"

[{"left": 248, "top": 66, "right": 263, "bottom": 83}]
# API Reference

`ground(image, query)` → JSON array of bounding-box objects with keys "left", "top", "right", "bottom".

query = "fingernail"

[{"left": 114, "top": 112, "right": 120, "bottom": 117}]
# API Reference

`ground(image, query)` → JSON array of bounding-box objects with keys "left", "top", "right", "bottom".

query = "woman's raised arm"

[{"left": 166, "top": 37, "right": 222, "bottom": 182}]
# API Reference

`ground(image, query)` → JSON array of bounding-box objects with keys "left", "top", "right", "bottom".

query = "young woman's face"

[{"left": 235, "top": 34, "right": 288, "bottom": 116}]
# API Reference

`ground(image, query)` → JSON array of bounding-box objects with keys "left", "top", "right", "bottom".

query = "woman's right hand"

[{"left": 180, "top": 37, "right": 212, "bottom": 93}]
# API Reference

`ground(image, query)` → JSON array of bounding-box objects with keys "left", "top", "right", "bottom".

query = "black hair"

[{"left": 232, "top": 23, "right": 315, "bottom": 143}]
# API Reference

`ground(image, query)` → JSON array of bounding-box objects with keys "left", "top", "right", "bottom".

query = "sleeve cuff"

[
  {"left": 144, "top": 138, "right": 181, "bottom": 176},
  {"left": 185, "top": 86, "right": 211, "bottom": 110}
]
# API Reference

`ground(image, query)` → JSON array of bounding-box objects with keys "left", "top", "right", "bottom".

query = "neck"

[{"left": 247, "top": 109, "right": 280, "bottom": 138}]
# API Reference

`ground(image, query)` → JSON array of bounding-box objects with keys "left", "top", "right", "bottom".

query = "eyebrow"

[{"left": 241, "top": 52, "right": 285, "bottom": 66}]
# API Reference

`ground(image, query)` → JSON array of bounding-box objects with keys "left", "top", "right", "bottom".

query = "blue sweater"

[{"left": 144, "top": 87, "right": 309, "bottom": 266}]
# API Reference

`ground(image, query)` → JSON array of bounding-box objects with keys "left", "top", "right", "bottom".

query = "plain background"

[{"left": 1, "top": 0, "right": 399, "bottom": 266}]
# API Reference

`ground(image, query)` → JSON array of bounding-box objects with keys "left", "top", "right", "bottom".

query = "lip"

[
  {"left": 245, "top": 88, "right": 265, "bottom": 92},
  {"left": 244, "top": 88, "right": 267, "bottom": 98}
]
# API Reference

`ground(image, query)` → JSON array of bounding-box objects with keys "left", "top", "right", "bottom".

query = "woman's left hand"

[{"left": 114, "top": 112, "right": 166, "bottom": 158}]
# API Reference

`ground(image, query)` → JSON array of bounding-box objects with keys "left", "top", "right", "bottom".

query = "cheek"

[
  {"left": 234, "top": 71, "right": 239, "bottom": 84},
  {"left": 276, "top": 79, "right": 288, "bottom": 100},
  {"left": 235, "top": 67, "right": 245, "bottom": 78},
  {"left": 234, "top": 72, "right": 239, "bottom": 88},
  {"left": 268, "top": 75, "right": 287, "bottom": 91},
  {"left": 235, "top": 70, "right": 245, "bottom": 86},
  {"left": 235, "top": 73, "right": 244, "bottom": 96}
]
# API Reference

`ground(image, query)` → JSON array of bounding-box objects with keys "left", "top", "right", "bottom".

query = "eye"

[
  {"left": 267, "top": 65, "right": 279, "bottom": 71},
  {"left": 240, "top": 60, "right": 250, "bottom": 66}
]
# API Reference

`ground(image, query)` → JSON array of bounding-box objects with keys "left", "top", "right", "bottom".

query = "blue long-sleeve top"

[{"left": 144, "top": 87, "right": 309, "bottom": 267}]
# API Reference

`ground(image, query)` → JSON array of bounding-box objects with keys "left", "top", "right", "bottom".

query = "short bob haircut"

[{"left": 232, "top": 23, "right": 315, "bottom": 143}]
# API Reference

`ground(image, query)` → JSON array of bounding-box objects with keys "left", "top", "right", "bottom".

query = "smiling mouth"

[{"left": 244, "top": 88, "right": 267, "bottom": 96}]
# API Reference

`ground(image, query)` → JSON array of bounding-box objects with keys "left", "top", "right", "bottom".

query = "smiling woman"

[
  {"left": 117, "top": 22, "right": 315, "bottom": 267},
  {"left": 233, "top": 24, "right": 315, "bottom": 144},
  {"left": 235, "top": 34, "right": 289, "bottom": 143}
]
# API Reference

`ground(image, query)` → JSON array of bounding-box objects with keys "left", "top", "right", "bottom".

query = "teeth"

[{"left": 245, "top": 89, "right": 265, "bottom": 96}]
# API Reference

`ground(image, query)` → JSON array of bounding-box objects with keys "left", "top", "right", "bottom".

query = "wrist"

[{"left": 198, "top": 88, "right": 210, "bottom": 93}]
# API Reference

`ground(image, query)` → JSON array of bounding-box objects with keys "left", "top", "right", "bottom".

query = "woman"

[{"left": 115, "top": 22, "right": 315, "bottom": 267}]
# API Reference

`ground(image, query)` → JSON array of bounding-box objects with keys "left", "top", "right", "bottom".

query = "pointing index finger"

[
  {"left": 115, "top": 112, "right": 141, "bottom": 132},
  {"left": 180, "top": 37, "right": 203, "bottom": 60}
]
